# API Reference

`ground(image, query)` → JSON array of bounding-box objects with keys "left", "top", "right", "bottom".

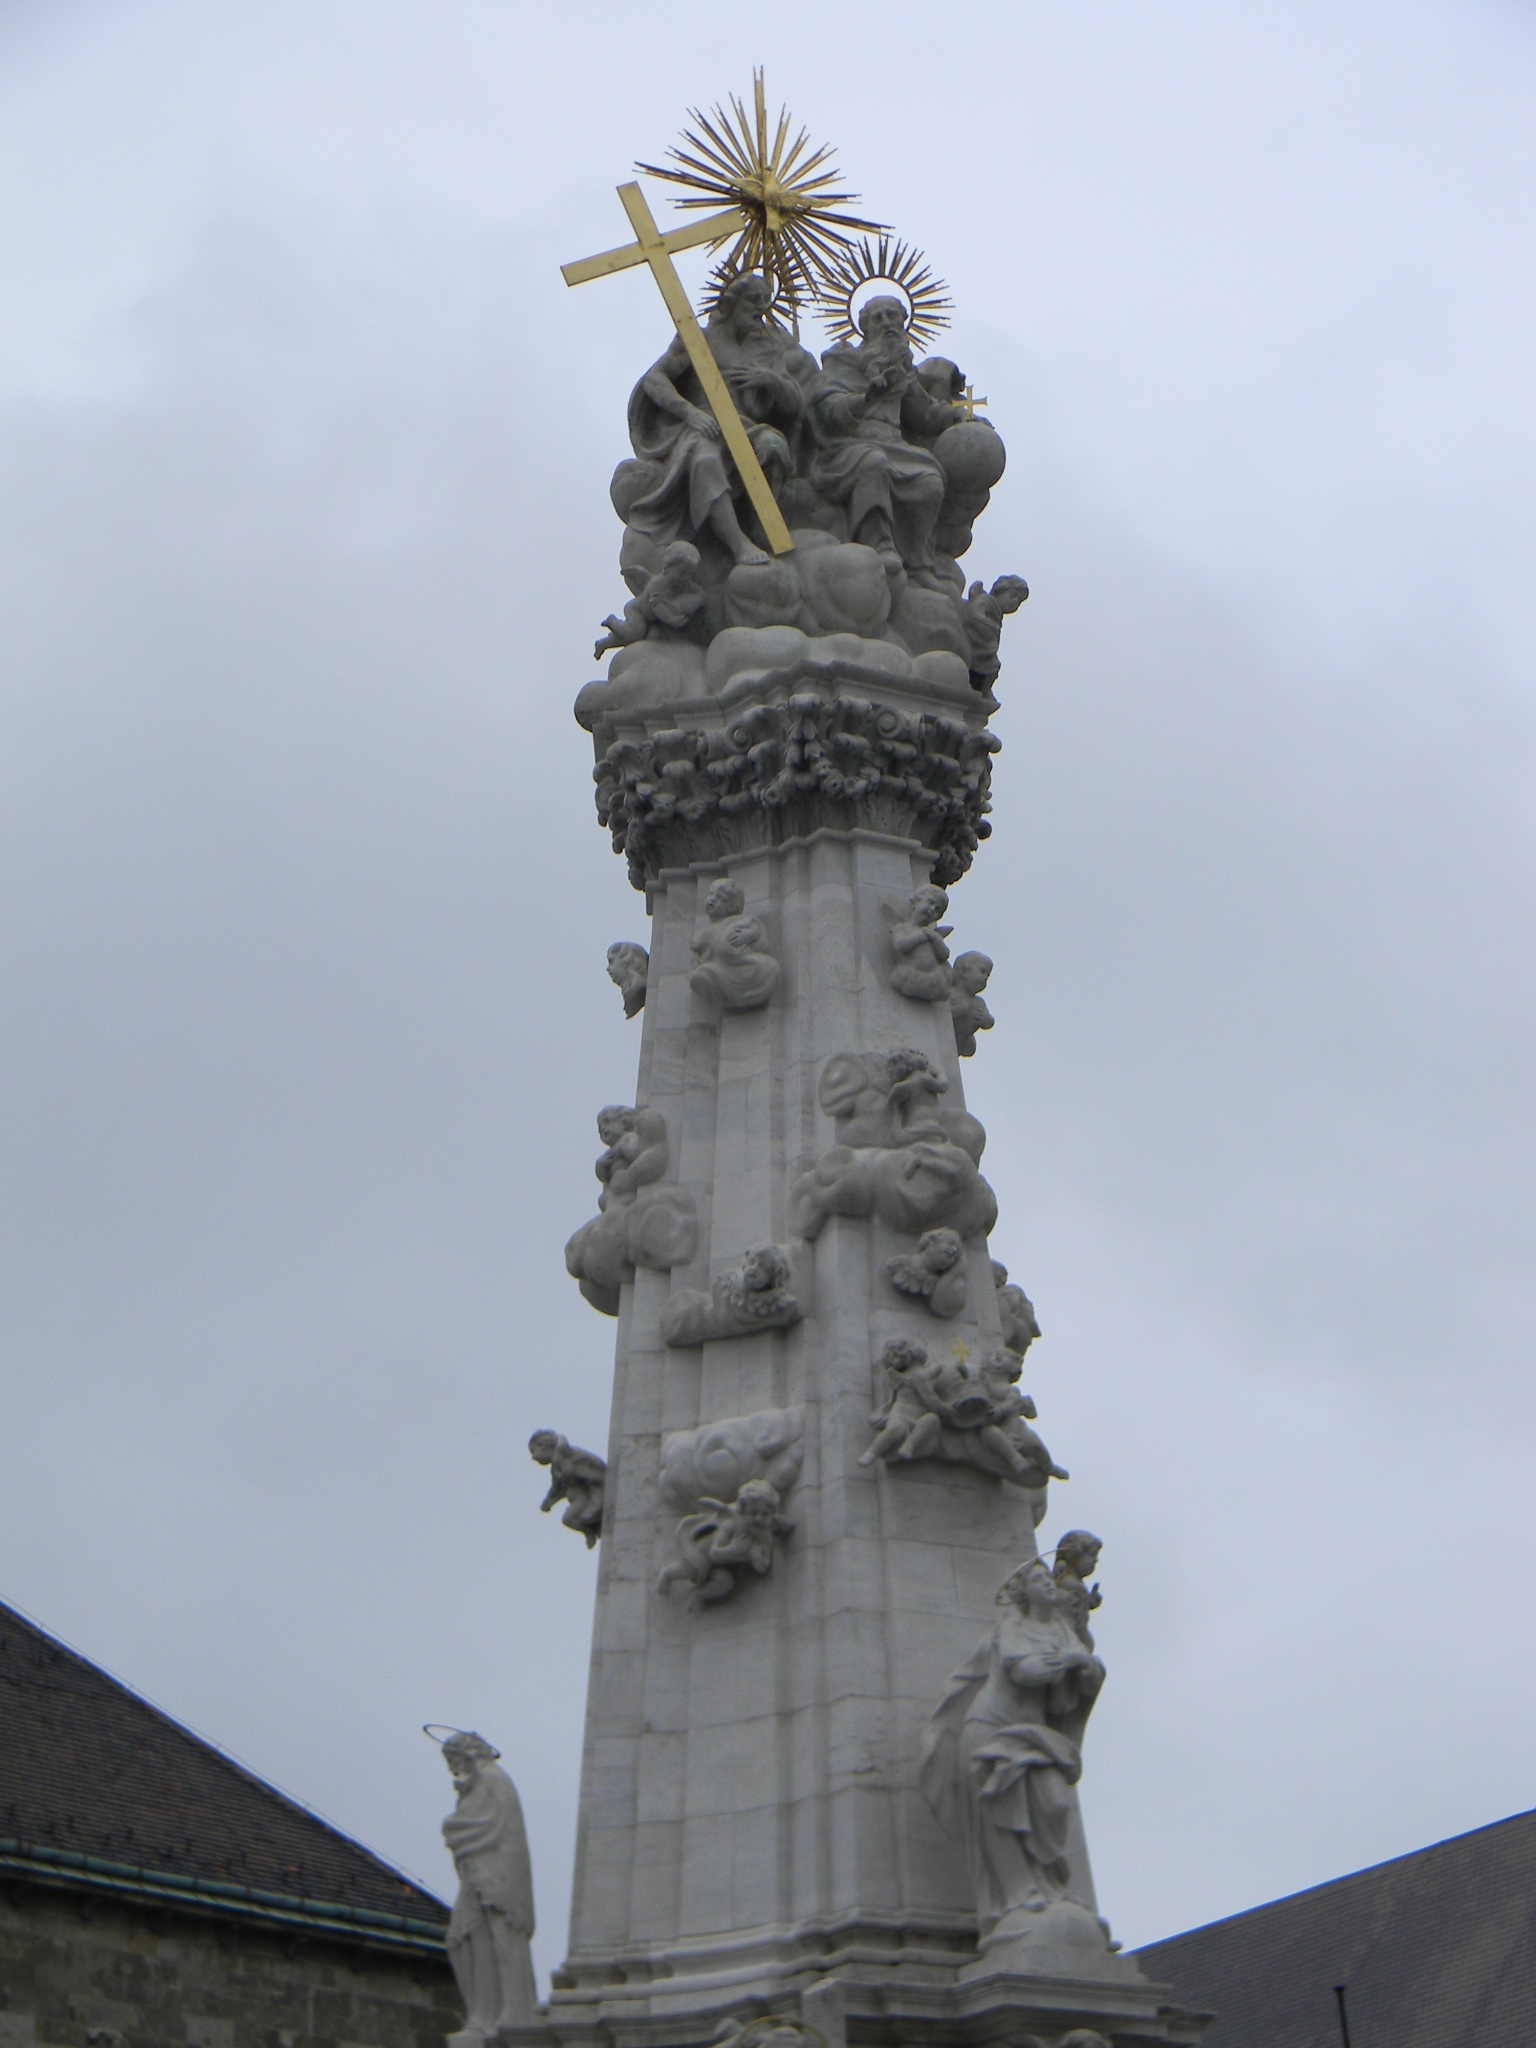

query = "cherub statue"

[
  {"left": 1051, "top": 1530, "right": 1104, "bottom": 1650},
  {"left": 528, "top": 1429, "right": 606, "bottom": 1548},
  {"left": 565, "top": 1103, "right": 699, "bottom": 1315},
  {"left": 949, "top": 950, "right": 995, "bottom": 1057},
  {"left": 977, "top": 1350, "right": 1068, "bottom": 1489},
  {"left": 594, "top": 1103, "right": 669, "bottom": 1205},
  {"left": 605, "top": 941, "right": 648, "bottom": 1019},
  {"left": 961, "top": 574, "right": 1029, "bottom": 689},
  {"left": 883, "top": 1044, "right": 952, "bottom": 1135},
  {"left": 688, "top": 878, "right": 780, "bottom": 1011},
  {"left": 660, "top": 1243, "right": 802, "bottom": 1347},
  {"left": 431, "top": 1729, "right": 537, "bottom": 2043},
  {"left": 881, "top": 884, "right": 954, "bottom": 1003},
  {"left": 885, "top": 1226, "right": 969, "bottom": 1319},
  {"left": 594, "top": 540, "right": 708, "bottom": 660},
  {"left": 992, "top": 1261, "right": 1041, "bottom": 1358},
  {"left": 861, "top": 1339, "right": 1067, "bottom": 1490},
  {"left": 656, "top": 1478, "right": 795, "bottom": 1608},
  {"left": 858, "top": 1339, "right": 945, "bottom": 1467}
]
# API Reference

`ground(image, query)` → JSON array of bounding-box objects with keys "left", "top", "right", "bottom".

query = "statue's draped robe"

[
  {"left": 919, "top": 1611, "right": 1095, "bottom": 1935},
  {"left": 444, "top": 1763, "right": 536, "bottom": 1936},
  {"left": 809, "top": 346, "right": 951, "bottom": 568},
  {"left": 624, "top": 325, "right": 813, "bottom": 547}
]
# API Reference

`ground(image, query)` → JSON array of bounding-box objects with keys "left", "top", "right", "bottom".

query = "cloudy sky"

[{"left": 2, "top": 0, "right": 1533, "bottom": 1984}]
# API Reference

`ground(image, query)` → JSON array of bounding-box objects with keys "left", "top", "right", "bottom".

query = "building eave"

[{"left": 0, "top": 1837, "right": 450, "bottom": 1961}]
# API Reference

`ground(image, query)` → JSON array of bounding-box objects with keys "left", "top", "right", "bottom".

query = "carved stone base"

[{"left": 492, "top": 1947, "right": 1209, "bottom": 2048}]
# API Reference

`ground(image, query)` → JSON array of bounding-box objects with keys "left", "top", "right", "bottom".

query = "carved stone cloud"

[
  {"left": 790, "top": 1048, "right": 996, "bottom": 1243},
  {"left": 564, "top": 1104, "right": 699, "bottom": 1316},
  {"left": 658, "top": 1408, "right": 804, "bottom": 1514}
]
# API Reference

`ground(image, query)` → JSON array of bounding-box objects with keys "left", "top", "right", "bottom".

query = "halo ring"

[{"left": 818, "top": 236, "right": 952, "bottom": 351}]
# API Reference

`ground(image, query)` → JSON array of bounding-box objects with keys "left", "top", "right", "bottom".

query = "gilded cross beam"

[{"left": 562, "top": 184, "right": 795, "bottom": 556}]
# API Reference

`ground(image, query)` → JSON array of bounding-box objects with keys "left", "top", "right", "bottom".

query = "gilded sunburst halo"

[
  {"left": 817, "top": 236, "right": 954, "bottom": 352},
  {"left": 636, "top": 69, "right": 887, "bottom": 326}
]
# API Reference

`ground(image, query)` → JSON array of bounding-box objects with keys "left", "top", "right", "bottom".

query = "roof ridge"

[
  {"left": 0, "top": 1593, "right": 448, "bottom": 1916},
  {"left": 1136, "top": 1803, "right": 1536, "bottom": 1951}
]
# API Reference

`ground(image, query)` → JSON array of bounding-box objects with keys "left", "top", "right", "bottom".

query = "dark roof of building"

[
  {"left": 0, "top": 1595, "right": 449, "bottom": 1955},
  {"left": 1135, "top": 1806, "right": 1536, "bottom": 2048}
]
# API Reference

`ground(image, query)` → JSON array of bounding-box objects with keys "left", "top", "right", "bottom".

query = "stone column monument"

[{"left": 525, "top": 75, "right": 1208, "bottom": 2048}]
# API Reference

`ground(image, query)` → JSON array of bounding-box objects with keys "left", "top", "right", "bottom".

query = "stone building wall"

[{"left": 0, "top": 1884, "right": 458, "bottom": 2048}]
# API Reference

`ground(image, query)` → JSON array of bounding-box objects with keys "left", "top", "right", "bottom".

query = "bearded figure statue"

[
  {"left": 434, "top": 1730, "right": 537, "bottom": 2044},
  {"left": 808, "top": 294, "right": 958, "bottom": 576}
]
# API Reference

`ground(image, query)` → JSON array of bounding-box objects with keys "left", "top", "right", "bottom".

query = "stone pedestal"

[{"left": 536, "top": 657, "right": 1207, "bottom": 2048}]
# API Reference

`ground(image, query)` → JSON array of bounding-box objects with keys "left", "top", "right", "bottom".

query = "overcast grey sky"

[{"left": 2, "top": 0, "right": 1533, "bottom": 1985}]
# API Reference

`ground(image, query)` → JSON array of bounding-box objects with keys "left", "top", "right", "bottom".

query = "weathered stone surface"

[{"left": 0, "top": 1885, "right": 455, "bottom": 2048}]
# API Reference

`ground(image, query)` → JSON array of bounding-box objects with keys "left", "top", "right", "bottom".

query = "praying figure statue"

[
  {"left": 688, "top": 878, "right": 780, "bottom": 1011},
  {"left": 434, "top": 1730, "right": 537, "bottom": 2045},
  {"left": 882, "top": 884, "right": 954, "bottom": 1003},
  {"left": 920, "top": 1558, "right": 1110, "bottom": 1956},
  {"left": 528, "top": 1429, "right": 607, "bottom": 1548},
  {"left": 949, "top": 950, "right": 995, "bottom": 1057}
]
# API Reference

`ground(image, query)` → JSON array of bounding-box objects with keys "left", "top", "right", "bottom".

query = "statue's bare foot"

[{"left": 733, "top": 542, "right": 771, "bottom": 567}]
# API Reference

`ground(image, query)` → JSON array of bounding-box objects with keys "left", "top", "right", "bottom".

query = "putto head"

[
  {"left": 952, "top": 950, "right": 993, "bottom": 994},
  {"left": 741, "top": 1244, "right": 790, "bottom": 1292},
  {"left": 1055, "top": 1530, "right": 1103, "bottom": 1577},
  {"left": 734, "top": 1478, "right": 781, "bottom": 1528},
  {"left": 705, "top": 878, "right": 746, "bottom": 920},
  {"left": 881, "top": 1336, "right": 929, "bottom": 1377}
]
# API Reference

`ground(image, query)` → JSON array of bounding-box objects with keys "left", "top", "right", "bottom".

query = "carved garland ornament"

[{"left": 593, "top": 690, "right": 1000, "bottom": 890}]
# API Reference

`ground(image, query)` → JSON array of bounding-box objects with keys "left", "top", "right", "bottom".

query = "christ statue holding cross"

[{"left": 620, "top": 273, "right": 817, "bottom": 567}]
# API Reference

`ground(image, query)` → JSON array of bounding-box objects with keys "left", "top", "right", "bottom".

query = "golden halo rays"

[
  {"left": 817, "top": 237, "right": 953, "bottom": 352},
  {"left": 637, "top": 68, "right": 887, "bottom": 324}
]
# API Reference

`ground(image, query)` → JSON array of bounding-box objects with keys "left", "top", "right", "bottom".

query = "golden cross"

[
  {"left": 950, "top": 1337, "right": 972, "bottom": 1365},
  {"left": 952, "top": 383, "right": 988, "bottom": 422},
  {"left": 562, "top": 183, "right": 795, "bottom": 556}
]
